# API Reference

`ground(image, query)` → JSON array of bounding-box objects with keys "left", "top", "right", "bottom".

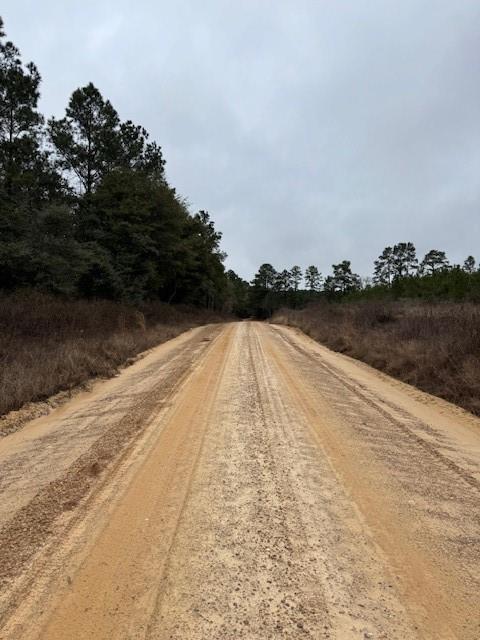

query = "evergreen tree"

[
  {"left": 304, "top": 265, "right": 322, "bottom": 291},
  {"left": 49, "top": 85, "right": 166, "bottom": 195},
  {"left": 0, "top": 21, "right": 42, "bottom": 197},
  {"left": 252, "top": 263, "right": 277, "bottom": 290},
  {"left": 0, "top": 17, "right": 66, "bottom": 291},
  {"left": 0, "top": 17, "right": 229, "bottom": 306},
  {"left": 49, "top": 83, "right": 120, "bottom": 194},
  {"left": 226, "top": 270, "right": 250, "bottom": 316},
  {"left": 0, "top": 17, "right": 63, "bottom": 208},
  {"left": 249, "top": 263, "right": 278, "bottom": 317},
  {"left": 420, "top": 249, "right": 449, "bottom": 275},
  {"left": 138, "top": 140, "right": 165, "bottom": 182},
  {"left": 373, "top": 246, "right": 395, "bottom": 285},
  {"left": 274, "top": 269, "right": 292, "bottom": 292},
  {"left": 290, "top": 265, "right": 302, "bottom": 291},
  {"left": 329, "top": 260, "right": 361, "bottom": 293},
  {"left": 118, "top": 120, "right": 165, "bottom": 181},
  {"left": 31, "top": 203, "right": 91, "bottom": 296},
  {"left": 181, "top": 210, "right": 227, "bottom": 308},
  {"left": 392, "top": 242, "right": 417, "bottom": 278},
  {"left": 80, "top": 170, "right": 180, "bottom": 300},
  {"left": 463, "top": 255, "right": 476, "bottom": 273}
]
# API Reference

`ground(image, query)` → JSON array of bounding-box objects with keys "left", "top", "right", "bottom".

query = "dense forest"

[{"left": 0, "top": 17, "right": 231, "bottom": 309}]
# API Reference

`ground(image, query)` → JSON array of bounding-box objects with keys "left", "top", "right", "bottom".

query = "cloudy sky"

[{"left": 3, "top": 1, "right": 480, "bottom": 279}]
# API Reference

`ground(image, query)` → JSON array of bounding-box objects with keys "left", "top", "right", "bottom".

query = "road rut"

[{"left": 0, "top": 322, "right": 479, "bottom": 639}]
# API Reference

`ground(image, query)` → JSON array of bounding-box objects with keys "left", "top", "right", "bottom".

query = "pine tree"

[
  {"left": 304, "top": 265, "right": 322, "bottom": 291},
  {"left": 0, "top": 17, "right": 229, "bottom": 306},
  {"left": 373, "top": 246, "right": 395, "bottom": 285},
  {"left": 420, "top": 249, "right": 449, "bottom": 275},
  {"left": 290, "top": 265, "right": 302, "bottom": 291},
  {"left": 183, "top": 210, "right": 227, "bottom": 308},
  {"left": 0, "top": 17, "right": 66, "bottom": 291},
  {"left": 49, "top": 85, "right": 166, "bottom": 195},
  {"left": 49, "top": 83, "right": 120, "bottom": 194},
  {"left": 463, "top": 255, "right": 476, "bottom": 274},
  {"left": 392, "top": 242, "right": 417, "bottom": 278},
  {"left": 0, "top": 17, "right": 59, "bottom": 206},
  {"left": 226, "top": 270, "right": 250, "bottom": 316},
  {"left": 274, "top": 269, "right": 292, "bottom": 292},
  {"left": 252, "top": 264, "right": 277, "bottom": 290},
  {"left": 330, "top": 260, "right": 361, "bottom": 293},
  {"left": 118, "top": 120, "right": 165, "bottom": 180}
]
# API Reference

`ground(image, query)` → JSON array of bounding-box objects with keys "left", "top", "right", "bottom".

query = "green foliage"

[
  {"left": 249, "top": 264, "right": 279, "bottom": 317},
  {"left": 305, "top": 265, "right": 322, "bottom": 291},
  {"left": 0, "top": 36, "right": 42, "bottom": 188},
  {"left": 226, "top": 270, "right": 250, "bottom": 316},
  {"left": 290, "top": 265, "right": 302, "bottom": 291},
  {"left": 346, "top": 265, "right": 480, "bottom": 303},
  {"left": 324, "top": 260, "right": 361, "bottom": 295},
  {"left": 48, "top": 84, "right": 166, "bottom": 195},
  {"left": 252, "top": 263, "right": 276, "bottom": 290},
  {"left": 393, "top": 242, "right": 417, "bottom": 277},
  {"left": 248, "top": 263, "right": 314, "bottom": 317},
  {"left": 247, "top": 245, "right": 480, "bottom": 317},
  {"left": 373, "top": 246, "right": 395, "bottom": 285},
  {"left": 464, "top": 255, "right": 476, "bottom": 273},
  {"left": 48, "top": 83, "right": 120, "bottom": 194},
  {"left": 274, "top": 269, "right": 292, "bottom": 293},
  {"left": 374, "top": 243, "right": 418, "bottom": 285},
  {"left": 176, "top": 210, "right": 227, "bottom": 308},
  {"left": 420, "top": 249, "right": 449, "bottom": 275},
  {"left": 81, "top": 170, "right": 178, "bottom": 300},
  {"left": 0, "top": 21, "right": 69, "bottom": 292},
  {"left": 0, "top": 17, "right": 229, "bottom": 310},
  {"left": 0, "top": 22, "right": 63, "bottom": 211}
]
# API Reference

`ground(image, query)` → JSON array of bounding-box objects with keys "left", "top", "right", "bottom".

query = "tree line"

[
  {"left": 244, "top": 243, "right": 480, "bottom": 317},
  {"left": 0, "top": 17, "right": 230, "bottom": 308}
]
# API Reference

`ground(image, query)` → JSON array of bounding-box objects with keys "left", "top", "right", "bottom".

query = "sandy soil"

[{"left": 0, "top": 321, "right": 478, "bottom": 639}]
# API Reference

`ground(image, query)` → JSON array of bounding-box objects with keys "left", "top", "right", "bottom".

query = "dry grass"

[
  {"left": 272, "top": 301, "right": 480, "bottom": 416},
  {"left": 0, "top": 292, "right": 227, "bottom": 417}
]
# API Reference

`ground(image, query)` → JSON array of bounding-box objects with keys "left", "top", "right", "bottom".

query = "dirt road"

[{"left": 0, "top": 322, "right": 479, "bottom": 639}]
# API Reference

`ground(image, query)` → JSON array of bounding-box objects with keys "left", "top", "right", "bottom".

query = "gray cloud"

[{"left": 4, "top": 0, "right": 480, "bottom": 279}]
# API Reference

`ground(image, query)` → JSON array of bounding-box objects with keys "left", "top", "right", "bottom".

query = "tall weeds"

[
  {"left": 0, "top": 293, "right": 226, "bottom": 416},
  {"left": 273, "top": 302, "right": 480, "bottom": 416}
]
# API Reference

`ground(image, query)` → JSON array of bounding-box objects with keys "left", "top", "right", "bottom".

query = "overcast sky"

[{"left": 3, "top": 1, "right": 480, "bottom": 280}]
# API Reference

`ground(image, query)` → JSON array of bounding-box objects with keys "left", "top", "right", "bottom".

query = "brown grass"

[
  {"left": 272, "top": 301, "right": 480, "bottom": 416},
  {"left": 0, "top": 292, "right": 227, "bottom": 417}
]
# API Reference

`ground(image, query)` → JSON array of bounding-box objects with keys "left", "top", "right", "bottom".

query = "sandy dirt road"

[{"left": 0, "top": 321, "right": 479, "bottom": 639}]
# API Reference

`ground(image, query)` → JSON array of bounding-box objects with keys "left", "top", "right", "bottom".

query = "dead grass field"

[
  {"left": 273, "top": 301, "right": 480, "bottom": 416},
  {"left": 0, "top": 292, "right": 226, "bottom": 417}
]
